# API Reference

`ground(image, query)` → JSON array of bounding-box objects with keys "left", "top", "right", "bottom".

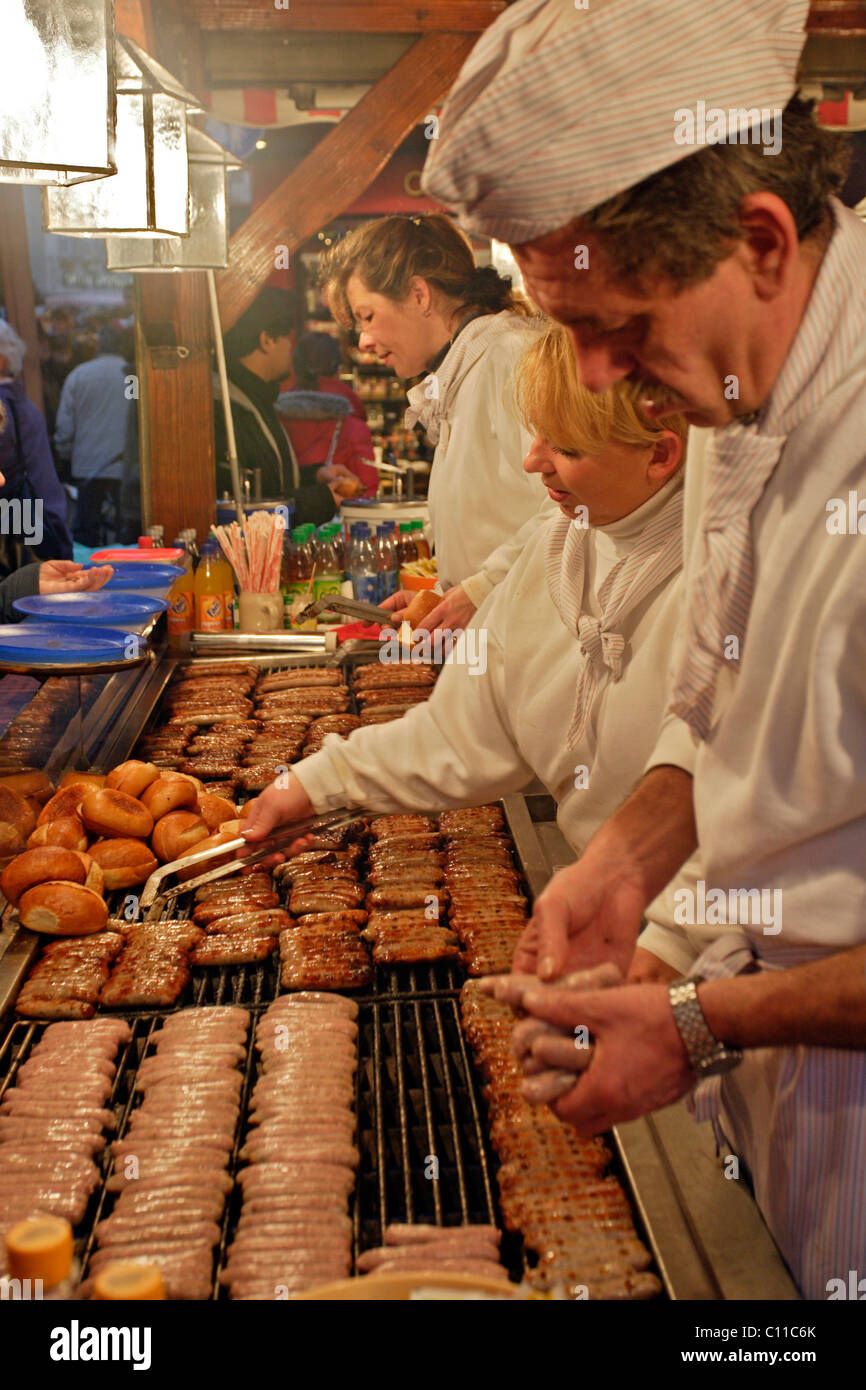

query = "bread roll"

[
  {"left": 18, "top": 881, "right": 108, "bottom": 936},
  {"left": 197, "top": 792, "right": 238, "bottom": 832},
  {"left": 152, "top": 811, "right": 209, "bottom": 864},
  {"left": 0, "top": 786, "right": 37, "bottom": 840},
  {"left": 80, "top": 789, "right": 154, "bottom": 840},
  {"left": 26, "top": 816, "right": 88, "bottom": 852},
  {"left": 86, "top": 838, "right": 158, "bottom": 889},
  {"left": 161, "top": 771, "right": 205, "bottom": 794},
  {"left": 0, "top": 823, "right": 26, "bottom": 869},
  {"left": 58, "top": 772, "right": 105, "bottom": 793},
  {"left": 1, "top": 847, "right": 87, "bottom": 905},
  {"left": 37, "top": 785, "right": 90, "bottom": 826},
  {"left": 73, "top": 851, "right": 104, "bottom": 896},
  {"left": 140, "top": 775, "right": 197, "bottom": 821},
  {"left": 401, "top": 588, "right": 442, "bottom": 628},
  {"left": 105, "top": 761, "right": 160, "bottom": 798},
  {"left": 0, "top": 771, "right": 53, "bottom": 804},
  {"left": 175, "top": 825, "right": 239, "bottom": 881}
]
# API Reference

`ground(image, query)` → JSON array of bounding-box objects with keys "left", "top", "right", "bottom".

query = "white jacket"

[
  {"left": 406, "top": 311, "right": 554, "bottom": 607},
  {"left": 294, "top": 478, "right": 703, "bottom": 930}
]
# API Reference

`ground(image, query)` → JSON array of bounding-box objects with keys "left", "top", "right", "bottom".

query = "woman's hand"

[
  {"left": 240, "top": 772, "right": 315, "bottom": 852},
  {"left": 39, "top": 560, "right": 114, "bottom": 594},
  {"left": 411, "top": 584, "right": 476, "bottom": 634}
]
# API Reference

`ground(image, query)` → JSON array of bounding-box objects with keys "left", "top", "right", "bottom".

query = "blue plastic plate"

[
  {"left": 83, "top": 562, "right": 183, "bottom": 590},
  {"left": 0, "top": 623, "right": 143, "bottom": 664},
  {"left": 13, "top": 592, "right": 168, "bottom": 624}
]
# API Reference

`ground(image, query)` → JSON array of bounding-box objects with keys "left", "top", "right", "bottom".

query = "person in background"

[
  {"left": 0, "top": 412, "right": 112, "bottom": 618},
  {"left": 321, "top": 213, "right": 553, "bottom": 632},
  {"left": 280, "top": 331, "right": 378, "bottom": 498},
  {"left": 54, "top": 322, "right": 136, "bottom": 547},
  {"left": 215, "top": 288, "right": 345, "bottom": 528},
  {"left": 0, "top": 320, "right": 73, "bottom": 575}
]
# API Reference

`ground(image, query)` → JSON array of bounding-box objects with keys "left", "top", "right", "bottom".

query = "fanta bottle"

[
  {"left": 167, "top": 538, "right": 195, "bottom": 647},
  {"left": 210, "top": 541, "right": 236, "bottom": 631},
  {"left": 194, "top": 539, "right": 225, "bottom": 632}
]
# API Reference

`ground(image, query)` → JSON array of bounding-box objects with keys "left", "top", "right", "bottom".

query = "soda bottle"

[
  {"left": 209, "top": 540, "right": 235, "bottom": 631},
  {"left": 194, "top": 539, "right": 225, "bottom": 632},
  {"left": 280, "top": 527, "right": 298, "bottom": 629},
  {"left": 348, "top": 523, "right": 379, "bottom": 604},
  {"left": 313, "top": 525, "right": 342, "bottom": 604},
  {"left": 166, "top": 537, "right": 195, "bottom": 647},
  {"left": 398, "top": 521, "right": 418, "bottom": 565},
  {"left": 411, "top": 519, "right": 430, "bottom": 560},
  {"left": 376, "top": 523, "right": 398, "bottom": 602}
]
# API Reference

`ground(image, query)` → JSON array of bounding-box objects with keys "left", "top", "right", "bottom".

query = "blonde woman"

[
  {"left": 245, "top": 326, "right": 711, "bottom": 985},
  {"left": 322, "top": 213, "right": 549, "bottom": 632}
]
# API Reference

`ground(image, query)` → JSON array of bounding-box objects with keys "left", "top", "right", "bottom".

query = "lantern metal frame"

[
  {"left": 0, "top": 0, "right": 116, "bottom": 186},
  {"left": 42, "top": 35, "right": 201, "bottom": 237}
]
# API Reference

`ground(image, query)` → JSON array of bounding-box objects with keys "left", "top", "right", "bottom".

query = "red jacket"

[{"left": 277, "top": 377, "right": 378, "bottom": 497}]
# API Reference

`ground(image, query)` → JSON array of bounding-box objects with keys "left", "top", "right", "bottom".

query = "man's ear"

[
  {"left": 258, "top": 329, "right": 272, "bottom": 354},
  {"left": 648, "top": 429, "right": 683, "bottom": 483}
]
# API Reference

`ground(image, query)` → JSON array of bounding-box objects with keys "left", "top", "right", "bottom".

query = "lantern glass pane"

[
  {"left": 106, "top": 163, "right": 230, "bottom": 271},
  {"left": 44, "top": 91, "right": 190, "bottom": 237},
  {"left": 0, "top": 0, "right": 115, "bottom": 184}
]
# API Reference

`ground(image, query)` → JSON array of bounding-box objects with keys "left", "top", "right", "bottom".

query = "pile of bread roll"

[{"left": 0, "top": 762, "right": 243, "bottom": 937}]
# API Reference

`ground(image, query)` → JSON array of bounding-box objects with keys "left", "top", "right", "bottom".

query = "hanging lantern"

[
  {"left": 0, "top": 0, "right": 115, "bottom": 186},
  {"left": 105, "top": 130, "right": 242, "bottom": 271},
  {"left": 43, "top": 35, "right": 201, "bottom": 236}
]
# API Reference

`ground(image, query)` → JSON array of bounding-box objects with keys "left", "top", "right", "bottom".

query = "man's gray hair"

[{"left": 0, "top": 320, "right": 26, "bottom": 378}]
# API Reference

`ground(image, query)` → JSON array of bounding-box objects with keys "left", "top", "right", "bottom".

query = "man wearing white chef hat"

[{"left": 423, "top": 0, "right": 866, "bottom": 1299}]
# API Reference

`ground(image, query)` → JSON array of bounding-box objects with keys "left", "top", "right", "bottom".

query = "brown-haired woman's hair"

[
  {"left": 320, "top": 212, "right": 533, "bottom": 329},
  {"left": 514, "top": 322, "right": 688, "bottom": 457}
]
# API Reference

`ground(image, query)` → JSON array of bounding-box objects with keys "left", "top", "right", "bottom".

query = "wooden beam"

[
  {"left": 115, "top": 0, "right": 156, "bottom": 51},
  {"left": 185, "top": 1, "right": 505, "bottom": 33},
  {"left": 137, "top": 273, "right": 216, "bottom": 546},
  {"left": 202, "top": 32, "right": 413, "bottom": 87},
  {"left": 0, "top": 186, "right": 44, "bottom": 416},
  {"left": 216, "top": 30, "right": 477, "bottom": 331}
]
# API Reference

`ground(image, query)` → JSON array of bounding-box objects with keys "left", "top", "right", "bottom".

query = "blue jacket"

[{"left": 0, "top": 379, "right": 73, "bottom": 560}]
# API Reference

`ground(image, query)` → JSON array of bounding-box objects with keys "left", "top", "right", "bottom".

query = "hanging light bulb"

[
  {"left": 0, "top": 0, "right": 115, "bottom": 186},
  {"left": 105, "top": 129, "right": 242, "bottom": 271},
  {"left": 43, "top": 35, "right": 201, "bottom": 237}
]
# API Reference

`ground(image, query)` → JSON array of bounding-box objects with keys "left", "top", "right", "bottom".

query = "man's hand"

[
  {"left": 238, "top": 773, "right": 316, "bottom": 863},
  {"left": 519, "top": 981, "right": 694, "bottom": 1136},
  {"left": 514, "top": 852, "right": 647, "bottom": 981},
  {"left": 513, "top": 766, "right": 697, "bottom": 981},
  {"left": 39, "top": 560, "right": 114, "bottom": 594},
  {"left": 316, "top": 462, "right": 356, "bottom": 486}
]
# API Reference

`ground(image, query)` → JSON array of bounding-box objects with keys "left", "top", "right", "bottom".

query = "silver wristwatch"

[{"left": 668, "top": 977, "right": 743, "bottom": 1078}]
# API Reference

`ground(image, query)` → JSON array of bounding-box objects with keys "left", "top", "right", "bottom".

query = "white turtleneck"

[{"left": 293, "top": 476, "right": 697, "bottom": 874}]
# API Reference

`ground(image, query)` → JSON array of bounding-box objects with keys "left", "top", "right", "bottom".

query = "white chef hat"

[{"left": 422, "top": 0, "right": 810, "bottom": 244}]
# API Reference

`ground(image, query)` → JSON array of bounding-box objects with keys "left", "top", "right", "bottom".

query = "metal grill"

[{"left": 0, "top": 991, "right": 521, "bottom": 1296}]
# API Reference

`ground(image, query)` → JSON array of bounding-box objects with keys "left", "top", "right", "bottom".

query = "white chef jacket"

[
  {"left": 408, "top": 311, "right": 555, "bottom": 608},
  {"left": 644, "top": 200, "right": 866, "bottom": 1300}
]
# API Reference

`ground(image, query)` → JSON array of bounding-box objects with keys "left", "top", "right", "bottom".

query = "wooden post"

[
  {"left": 136, "top": 272, "right": 216, "bottom": 545},
  {"left": 0, "top": 186, "right": 44, "bottom": 415},
  {"left": 217, "top": 30, "right": 478, "bottom": 330}
]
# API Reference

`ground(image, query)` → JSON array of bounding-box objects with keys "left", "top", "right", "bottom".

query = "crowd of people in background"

[{"left": 0, "top": 303, "right": 139, "bottom": 575}]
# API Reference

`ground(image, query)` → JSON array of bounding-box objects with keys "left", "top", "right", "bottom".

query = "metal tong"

[
  {"left": 138, "top": 808, "right": 366, "bottom": 912},
  {"left": 295, "top": 593, "right": 395, "bottom": 627}
]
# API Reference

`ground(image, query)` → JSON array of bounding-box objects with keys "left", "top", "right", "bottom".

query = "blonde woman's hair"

[
  {"left": 514, "top": 323, "right": 688, "bottom": 456},
  {"left": 320, "top": 212, "right": 533, "bottom": 329}
]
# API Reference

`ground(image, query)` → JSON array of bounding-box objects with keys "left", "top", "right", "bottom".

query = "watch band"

[{"left": 668, "top": 977, "right": 743, "bottom": 1078}]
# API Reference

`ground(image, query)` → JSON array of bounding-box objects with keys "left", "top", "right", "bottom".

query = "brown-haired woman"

[{"left": 321, "top": 212, "right": 551, "bottom": 632}]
